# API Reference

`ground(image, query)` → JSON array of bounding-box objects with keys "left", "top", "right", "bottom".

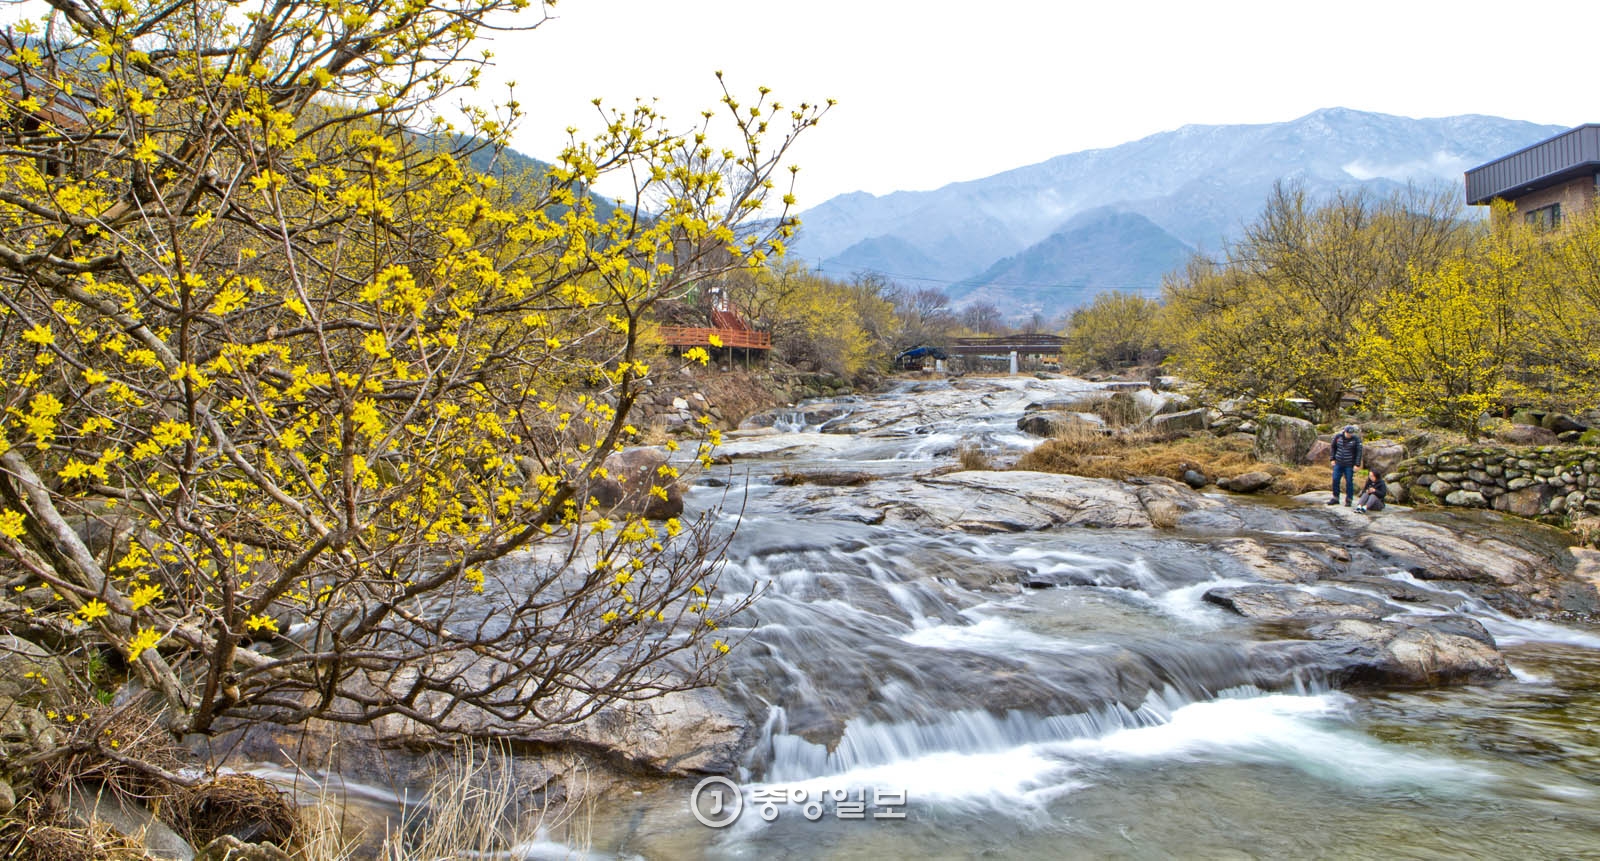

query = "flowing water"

[{"left": 571, "top": 377, "right": 1600, "bottom": 859}]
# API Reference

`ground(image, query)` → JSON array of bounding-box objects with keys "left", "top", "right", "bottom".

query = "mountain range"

[{"left": 791, "top": 108, "right": 1566, "bottom": 318}]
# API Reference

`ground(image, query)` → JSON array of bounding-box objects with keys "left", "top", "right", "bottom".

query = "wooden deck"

[{"left": 658, "top": 326, "right": 772, "bottom": 350}]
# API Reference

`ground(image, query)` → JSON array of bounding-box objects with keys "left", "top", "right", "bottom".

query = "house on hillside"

[{"left": 1465, "top": 124, "right": 1600, "bottom": 228}]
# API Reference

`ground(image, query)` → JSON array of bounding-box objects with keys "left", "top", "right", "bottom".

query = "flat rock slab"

[
  {"left": 1203, "top": 585, "right": 1389, "bottom": 621},
  {"left": 768, "top": 470, "right": 1157, "bottom": 533}
]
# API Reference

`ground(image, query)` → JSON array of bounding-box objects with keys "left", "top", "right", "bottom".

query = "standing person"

[
  {"left": 1355, "top": 469, "right": 1387, "bottom": 513},
  {"left": 1327, "top": 424, "right": 1363, "bottom": 506}
]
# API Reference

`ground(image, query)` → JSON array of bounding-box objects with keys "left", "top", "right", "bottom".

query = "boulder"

[
  {"left": 0, "top": 694, "right": 62, "bottom": 768},
  {"left": 1496, "top": 424, "right": 1560, "bottom": 446},
  {"left": 1306, "top": 439, "right": 1332, "bottom": 465},
  {"left": 1444, "top": 489, "right": 1488, "bottom": 508},
  {"left": 1219, "top": 471, "right": 1274, "bottom": 494},
  {"left": 590, "top": 448, "right": 684, "bottom": 520},
  {"left": 1254, "top": 414, "right": 1318, "bottom": 465},
  {"left": 0, "top": 635, "right": 72, "bottom": 707},
  {"left": 1305, "top": 616, "right": 1511, "bottom": 687},
  {"left": 1150, "top": 393, "right": 1197, "bottom": 416},
  {"left": 1148, "top": 408, "right": 1209, "bottom": 434},
  {"left": 1362, "top": 441, "right": 1407, "bottom": 478},
  {"left": 1181, "top": 469, "right": 1208, "bottom": 489},
  {"left": 1016, "top": 411, "right": 1097, "bottom": 438},
  {"left": 1542, "top": 413, "right": 1587, "bottom": 434}
]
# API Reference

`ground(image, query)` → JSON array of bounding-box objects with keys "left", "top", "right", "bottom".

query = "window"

[{"left": 1525, "top": 203, "right": 1562, "bottom": 230}]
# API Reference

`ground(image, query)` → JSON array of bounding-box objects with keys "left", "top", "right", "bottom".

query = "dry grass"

[
  {"left": 956, "top": 445, "right": 991, "bottom": 471},
  {"left": 169, "top": 774, "right": 299, "bottom": 851},
  {"left": 1017, "top": 426, "right": 1328, "bottom": 494},
  {"left": 378, "top": 741, "right": 588, "bottom": 861},
  {"left": 3, "top": 807, "right": 147, "bottom": 861},
  {"left": 31, "top": 703, "right": 186, "bottom": 806}
]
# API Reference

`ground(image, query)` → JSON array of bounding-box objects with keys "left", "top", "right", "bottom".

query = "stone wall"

[{"left": 1392, "top": 445, "right": 1600, "bottom": 519}]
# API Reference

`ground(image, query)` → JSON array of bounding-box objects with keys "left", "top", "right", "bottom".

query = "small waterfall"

[
  {"left": 610, "top": 375, "right": 1600, "bottom": 857},
  {"left": 770, "top": 409, "right": 808, "bottom": 433}
]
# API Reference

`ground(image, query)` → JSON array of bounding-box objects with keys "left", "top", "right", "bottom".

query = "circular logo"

[{"left": 690, "top": 776, "right": 743, "bottom": 828}]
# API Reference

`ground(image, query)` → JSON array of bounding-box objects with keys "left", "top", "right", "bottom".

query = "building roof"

[{"left": 1465, "top": 124, "right": 1600, "bottom": 206}]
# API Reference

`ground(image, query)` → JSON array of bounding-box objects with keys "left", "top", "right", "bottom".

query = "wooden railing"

[
  {"left": 657, "top": 326, "right": 772, "bottom": 349},
  {"left": 946, "top": 334, "right": 1065, "bottom": 356}
]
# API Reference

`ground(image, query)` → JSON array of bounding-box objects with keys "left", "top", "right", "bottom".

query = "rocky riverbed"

[{"left": 228, "top": 374, "right": 1600, "bottom": 858}]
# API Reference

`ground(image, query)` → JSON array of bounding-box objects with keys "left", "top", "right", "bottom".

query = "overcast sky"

[{"left": 484, "top": 0, "right": 1598, "bottom": 209}]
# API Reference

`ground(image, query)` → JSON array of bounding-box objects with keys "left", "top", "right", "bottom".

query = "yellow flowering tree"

[
  {"left": 1355, "top": 241, "right": 1527, "bottom": 441},
  {"left": 1162, "top": 182, "right": 1467, "bottom": 418},
  {"left": 1514, "top": 204, "right": 1600, "bottom": 411},
  {"left": 0, "top": 0, "right": 825, "bottom": 746}
]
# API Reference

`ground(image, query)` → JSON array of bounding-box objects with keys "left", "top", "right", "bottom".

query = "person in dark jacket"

[
  {"left": 1355, "top": 469, "right": 1387, "bottom": 513},
  {"left": 1327, "top": 424, "right": 1363, "bottom": 506}
]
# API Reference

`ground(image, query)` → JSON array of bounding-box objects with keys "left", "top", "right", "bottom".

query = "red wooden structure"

[
  {"left": 657, "top": 326, "right": 772, "bottom": 349},
  {"left": 658, "top": 292, "right": 771, "bottom": 351}
]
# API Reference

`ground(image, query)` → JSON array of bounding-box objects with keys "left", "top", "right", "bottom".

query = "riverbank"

[{"left": 14, "top": 372, "right": 1600, "bottom": 859}]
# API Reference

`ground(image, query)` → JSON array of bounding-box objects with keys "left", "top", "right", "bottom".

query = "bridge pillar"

[
  {"left": 935, "top": 359, "right": 945, "bottom": 373},
  {"left": 1009, "top": 351, "right": 1018, "bottom": 375}
]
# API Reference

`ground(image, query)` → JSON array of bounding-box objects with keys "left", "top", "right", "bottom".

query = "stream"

[{"left": 343, "top": 376, "right": 1600, "bottom": 858}]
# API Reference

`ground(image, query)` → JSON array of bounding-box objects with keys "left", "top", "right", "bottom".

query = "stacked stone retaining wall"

[{"left": 1392, "top": 445, "right": 1600, "bottom": 519}]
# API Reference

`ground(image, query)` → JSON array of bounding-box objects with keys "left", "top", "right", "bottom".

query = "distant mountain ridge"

[{"left": 795, "top": 108, "right": 1565, "bottom": 317}]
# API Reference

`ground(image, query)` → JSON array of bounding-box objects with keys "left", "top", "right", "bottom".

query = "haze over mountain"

[{"left": 793, "top": 108, "right": 1565, "bottom": 318}]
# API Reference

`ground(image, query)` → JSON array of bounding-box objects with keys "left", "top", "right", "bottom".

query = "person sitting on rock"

[
  {"left": 1327, "top": 424, "right": 1363, "bottom": 506},
  {"left": 1354, "top": 469, "right": 1387, "bottom": 513}
]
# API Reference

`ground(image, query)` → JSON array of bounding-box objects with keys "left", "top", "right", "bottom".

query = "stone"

[
  {"left": 1492, "top": 485, "right": 1554, "bottom": 517},
  {"left": 1181, "top": 469, "right": 1208, "bottom": 489},
  {"left": 1497, "top": 424, "right": 1560, "bottom": 446},
  {"left": 1306, "top": 439, "right": 1333, "bottom": 465},
  {"left": 66, "top": 783, "right": 197, "bottom": 861},
  {"left": 1254, "top": 414, "right": 1318, "bottom": 465},
  {"left": 197, "top": 837, "right": 293, "bottom": 861},
  {"left": 1574, "top": 516, "right": 1600, "bottom": 548},
  {"left": 1304, "top": 617, "right": 1511, "bottom": 687},
  {"left": 1016, "top": 411, "right": 1098, "bottom": 438},
  {"left": 1444, "top": 490, "right": 1487, "bottom": 508},
  {"left": 773, "top": 471, "right": 1160, "bottom": 533},
  {"left": 1220, "top": 471, "right": 1274, "bottom": 494},
  {"left": 1362, "top": 441, "right": 1408, "bottom": 478},
  {"left": 589, "top": 447, "right": 684, "bottom": 520},
  {"left": 1428, "top": 480, "right": 1453, "bottom": 497},
  {"left": 1506, "top": 477, "right": 1537, "bottom": 491},
  {"left": 1202, "top": 585, "right": 1387, "bottom": 622},
  {"left": 0, "top": 635, "right": 72, "bottom": 707},
  {"left": 1148, "top": 408, "right": 1209, "bottom": 434},
  {"left": 1543, "top": 413, "right": 1587, "bottom": 434},
  {"left": 0, "top": 779, "right": 12, "bottom": 814}
]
